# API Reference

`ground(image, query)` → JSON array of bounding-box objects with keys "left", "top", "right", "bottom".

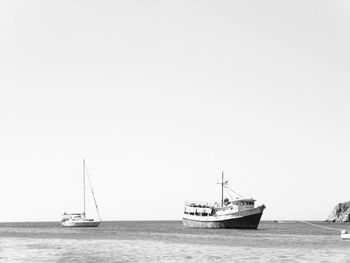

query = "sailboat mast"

[
  {"left": 83, "top": 159, "right": 86, "bottom": 217},
  {"left": 221, "top": 171, "right": 224, "bottom": 207}
]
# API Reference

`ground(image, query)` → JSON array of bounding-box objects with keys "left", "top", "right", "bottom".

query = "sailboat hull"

[{"left": 61, "top": 221, "right": 101, "bottom": 227}]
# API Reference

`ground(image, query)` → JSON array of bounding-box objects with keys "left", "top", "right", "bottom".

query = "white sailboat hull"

[{"left": 61, "top": 220, "right": 100, "bottom": 227}]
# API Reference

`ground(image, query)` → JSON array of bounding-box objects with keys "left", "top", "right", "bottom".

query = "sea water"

[{"left": 0, "top": 221, "right": 349, "bottom": 262}]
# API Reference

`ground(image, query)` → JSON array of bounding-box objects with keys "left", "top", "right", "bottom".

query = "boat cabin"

[
  {"left": 61, "top": 212, "right": 85, "bottom": 222},
  {"left": 183, "top": 203, "right": 213, "bottom": 217},
  {"left": 183, "top": 198, "right": 256, "bottom": 217},
  {"left": 230, "top": 198, "right": 255, "bottom": 209},
  {"left": 215, "top": 198, "right": 256, "bottom": 215}
]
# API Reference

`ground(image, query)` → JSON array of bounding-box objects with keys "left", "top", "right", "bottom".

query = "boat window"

[
  {"left": 189, "top": 212, "right": 194, "bottom": 215},
  {"left": 202, "top": 213, "right": 208, "bottom": 216}
]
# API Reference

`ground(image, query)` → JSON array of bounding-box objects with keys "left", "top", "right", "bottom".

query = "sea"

[{"left": 0, "top": 221, "right": 349, "bottom": 262}]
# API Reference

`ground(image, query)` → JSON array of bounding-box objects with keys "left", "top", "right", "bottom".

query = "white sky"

[{"left": 1, "top": 0, "right": 350, "bottom": 221}]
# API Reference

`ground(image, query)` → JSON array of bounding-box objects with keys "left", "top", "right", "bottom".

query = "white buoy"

[{"left": 341, "top": 230, "right": 350, "bottom": 240}]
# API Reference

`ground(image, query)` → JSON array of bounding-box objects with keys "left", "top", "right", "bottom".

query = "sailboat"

[{"left": 61, "top": 160, "right": 101, "bottom": 227}]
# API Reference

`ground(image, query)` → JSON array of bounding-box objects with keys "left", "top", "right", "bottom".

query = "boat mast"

[
  {"left": 221, "top": 171, "right": 224, "bottom": 206},
  {"left": 83, "top": 159, "right": 86, "bottom": 217},
  {"left": 217, "top": 171, "right": 228, "bottom": 207}
]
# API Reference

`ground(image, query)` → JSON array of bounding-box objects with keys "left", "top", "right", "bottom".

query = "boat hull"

[
  {"left": 61, "top": 221, "right": 101, "bottom": 227},
  {"left": 341, "top": 234, "right": 350, "bottom": 240},
  {"left": 183, "top": 205, "right": 265, "bottom": 229}
]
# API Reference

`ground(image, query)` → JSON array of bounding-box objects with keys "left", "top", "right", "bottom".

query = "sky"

[{"left": 1, "top": 0, "right": 350, "bottom": 222}]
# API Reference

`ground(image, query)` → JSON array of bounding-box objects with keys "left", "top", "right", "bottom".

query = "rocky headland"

[{"left": 326, "top": 201, "right": 350, "bottom": 223}]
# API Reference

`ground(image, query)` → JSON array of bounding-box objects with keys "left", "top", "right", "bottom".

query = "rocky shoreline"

[{"left": 325, "top": 201, "right": 350, "bottom": 223}]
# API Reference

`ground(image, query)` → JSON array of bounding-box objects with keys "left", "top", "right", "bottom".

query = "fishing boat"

[
  {"left": 341, "top": 230, "right": 350, "bottom": 240},
  {"left": 61, "top": 160, "right": 101, "bottom": 227},
  {"left": 183, "top": 172, "right": 265, "bottom": 229}
]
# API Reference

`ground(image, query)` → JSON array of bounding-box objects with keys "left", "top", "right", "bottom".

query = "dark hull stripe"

[{"left": 183, "top": 212, "right": 263, "bottom": 229}]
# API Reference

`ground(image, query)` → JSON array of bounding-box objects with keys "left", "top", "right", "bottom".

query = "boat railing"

[{"left": 184, "top": 201, "right": 219, "bottom": 208}]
